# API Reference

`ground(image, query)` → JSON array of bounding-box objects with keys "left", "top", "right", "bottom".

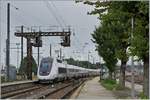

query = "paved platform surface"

[
  {"left": 75, "top": 77, "right": 116, "bottom": 99},
  {"left": 1, "top": 80, "right": 38, "bottom": 87}
]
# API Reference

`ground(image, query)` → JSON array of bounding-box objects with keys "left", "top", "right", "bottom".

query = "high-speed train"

[{"left": 37, "top": 57, "right": 100, "bottom": 82}]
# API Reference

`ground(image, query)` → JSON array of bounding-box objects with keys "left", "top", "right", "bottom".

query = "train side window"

[
  {"left": 75, "top": 69, "right": 78, "bottom": 72},
  {"left": 68, "top": 68, "right": 74, "bottom": 72},
  {"left": 57, "top": 59, "right": 62, "bottom": 63},
  {"left": 58, "top": 67, "right": 67, "bottom": 73}
]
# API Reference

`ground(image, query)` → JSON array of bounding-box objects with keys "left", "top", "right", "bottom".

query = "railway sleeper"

[
  {"left": 26, "top": 83, "right": 72, "bottom": 99},
  {"left": 1, "top": 86, "right": 41, "bottom": 99},
  {"left": 46, "top": 80, "right": 85, "bottom": 99}
]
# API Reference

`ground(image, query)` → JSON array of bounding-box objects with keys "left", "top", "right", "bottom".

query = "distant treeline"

[{"left": 64, "top": 58, "right": 100, "bottom": 69}]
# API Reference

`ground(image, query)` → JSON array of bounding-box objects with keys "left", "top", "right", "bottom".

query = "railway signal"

[
  {"left": 31, "top": 36, "right": 42, "bottom": 47},
  {"left": 60, "top": 35, "right": 70, "bottom": 47},
  {"left": 14, "top": 26, "right": 71, "bottom": 80}
]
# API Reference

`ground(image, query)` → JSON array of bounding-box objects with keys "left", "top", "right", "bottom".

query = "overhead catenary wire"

[
  {"left": 72, "top": 36, "right": 84, "bottom": 53},
  {"left": 12, "top": 8, "right": 43, "bottom": 27},
  {"left": 1, "top": 1, "right": 74, "bottom": 68},
  {"left": 1, "top": 2, "right": 46, "bottom": 69},
  {"left": 0, "top": 0, "right": 2, "bottom": 68},
  {"left": 4, "top": 1, "right": 47, "bottom": 29},
  {"left": 16, "top": 8, "right": 45, "bottom": 26},
  {"left": 50, "top": 1, "right": 67, "bottom": 27},
  {"left": 44, "top": 0, "right": 64, "bottom": 29},
  {"left": 0, "top": 3, "right": 35, "bottom": 31}
]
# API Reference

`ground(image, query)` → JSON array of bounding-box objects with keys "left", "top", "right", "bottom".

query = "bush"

[
  {"left": 101, "top": 79, "right": 117, "bottom": 90},
  {"left": 104, "top": 79, "right": 116, "bottom": 84}
]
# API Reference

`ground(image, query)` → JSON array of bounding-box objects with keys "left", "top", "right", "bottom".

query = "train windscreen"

[{"left": 39, "top": 58, "right": 53, "bottom": 76}]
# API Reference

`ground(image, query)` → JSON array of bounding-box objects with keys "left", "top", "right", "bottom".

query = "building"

[{"left": 1, "top": 65, "right": 17, "bottom": 81}]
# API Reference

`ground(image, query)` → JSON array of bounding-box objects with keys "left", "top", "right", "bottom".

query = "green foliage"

[
  {"left": 139, "top": 92, "right": 149, "bottom": 99},
  {"left": 115, "top": 84, "right": 126, "bottom": 90},
  {"left": 91, "top": 4, "right": 128, "bottom": 75},
  {"left": 104, "top": 79, "right": 116, "bottom": 84},
  {"left": 83, "top": 0, "right": 148, "bottom": 87},
  {"left": 83, "top": 1, "right": 149, "bottom": 96},
  {"left": 1, "top": 76, "right": 5, "bottom": 83},
  {"left": 130, "top": 4, "right": 149, "bottom": 60},
  {"left": 113, "top": 1, "right": 148, "bottom": 60},
  {"left": 19, "top": 56, "right": 37, "bottom": 76},
  {"left": 101, "top": 79, "right": 117, "bottom": 90},
  {"left": 84, "top": 0, "right": 149, "bottom": 60},
  {"left": 101, "top": 79, "right": 129, "bottom": 91}
]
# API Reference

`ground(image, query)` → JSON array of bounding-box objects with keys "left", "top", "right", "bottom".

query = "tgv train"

[{"left": 37, "top": 57, "right": 100, "bottom": 82}]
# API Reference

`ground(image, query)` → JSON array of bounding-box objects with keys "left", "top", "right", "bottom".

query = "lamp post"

[
  {"left": 88, "top": 51, "right": 91, "bottom": 68},
  {"left": 91, "top": 55, "right": 95, "bottom": 64},
  {"left": 131, "top": 16, "right": 135, "bottom": 99},
  {"left": 21, "top": 26, "right": 24, "bottom": 66},
  {"left": 6, "top": 3, "right": 18, "bottom": 81},
  {"left": 6, "top": 3, "right": 10, "bottom": 81},
  {"left": 16, "top": 43, "right": 20, "bottom": 73}
]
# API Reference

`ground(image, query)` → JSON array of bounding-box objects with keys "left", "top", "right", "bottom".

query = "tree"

[
  {"left": 19, "top": 56, "right": 37, "bottom": 78},
  {"left": 85, "top": 1, "right": 130, "bottom": 86},
  {"left": 92, "top": 22, "right": 118, "bottom": 79},
  {"left": 105, "top": 10, "right": 130, "bottom": 88},
  {"left": 82, "top": 0, "right": 149, "bottom": 96},
  {"left": 129, "top": 2, "right": 149, "bottom": 97},
  {"left": 108, "top": 1, "right": 149, "bottom": 96}
]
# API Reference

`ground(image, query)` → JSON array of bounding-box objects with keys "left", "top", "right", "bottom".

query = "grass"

[
  {"left": 139, "top": 92, "right": 149, "bottom": 99},
  {"left": 100, "top": 79, "right": 131, "bottom": 99},
  {"left": 100, "top": 79, "right": 149, "bottom": 99},
  {"left": 115, "top": 84, "right": 129, "bottom": 90},
  {"left": 101, "top": 79, "right": 117, "bottom": 90}
]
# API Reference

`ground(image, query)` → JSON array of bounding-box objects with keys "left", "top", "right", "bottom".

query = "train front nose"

[
  {"left": 38, "top": 57, "right": 54, "bottom": 81},
  {"left": 39, "top": 71, "right": 50, "bottom": 76}
]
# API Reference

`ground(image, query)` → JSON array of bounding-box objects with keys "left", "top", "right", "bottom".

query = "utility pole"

[
  {"left": 50, "top": 44, "right": 52, "bottom": 57},
  {"left": 37, "top": 46, "right": 39, "bottom": 66},
  {"left": 60, "top": 48, "right": 62, "bottom": 60},
  {"left": 6, "top": 3, "right": 10, "bottom": 81},
  {"left": 131, "top": 16, "right": 135, "bottom": 98},
  {"left": 93, "top": 56, "right": 95, "bottom": 64},
  {"left": 27, "top": 38, "right": 32, "bottom": 80},
  {"left": 88, "top": 51, "right": 90, "bottom": 68},
  {"left": 21, "top": 26, "right": 23, "bottom": 64},
  {"left": 16, "top": 43, "right": 20, "bottom": 72}
]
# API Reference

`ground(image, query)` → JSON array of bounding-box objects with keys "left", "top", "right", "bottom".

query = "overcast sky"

[
  {"left": 0, "top": 0, "right": 103, "bottom": 68},
  {"left": 0, "top": 0, "right": 141, "bottom": 69}
]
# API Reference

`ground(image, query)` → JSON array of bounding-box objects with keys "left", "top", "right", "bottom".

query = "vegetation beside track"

[
  {"left": 100, "top": 78, "right": 148, "bottom": 99},
  {"left": 100, "top": 79, "right": 117, "bottom": 90},
  {"left": 139, "top": 92, "right": 149, "bottom": 99},
  {"left": 100, "top": 79, "right": 131, "bottom": 99}
]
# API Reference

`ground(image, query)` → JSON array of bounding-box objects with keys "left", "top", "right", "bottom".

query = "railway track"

[
  {"left": 125, "top": 75, "right": 143, "bottom": 85},
  {"left": 1, "top": 78, "right": 86, "bottom": 99},
  {"left": 27, "top": 79, "right": 86, "bottom": 99},
  {"left": 45, "top": 80, "right": 84, "bottom": 99},
  {"left": 1, "top": 80, "right": 39, "bottom": 99}
]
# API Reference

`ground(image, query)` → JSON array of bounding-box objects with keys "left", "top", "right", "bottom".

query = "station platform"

[
  {"left": 1, "top": 80, "right": 38, "bottom": 87},
  {"left": 70, "top": 77, "right": 116, "bottom": 99}
]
